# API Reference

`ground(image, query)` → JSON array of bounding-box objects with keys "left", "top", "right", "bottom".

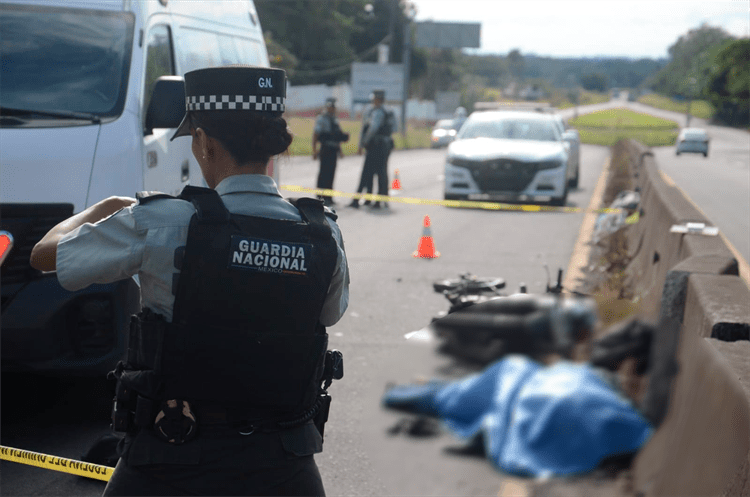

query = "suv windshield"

[
  {"left": 0, "top": 4, "right": 134, "bottom": 122},
  {"left": 434, "top": 119, "right": 455, "bottom": 130},
  {"left": 683, "top": 130, "right": 707, "bottom": 140},
  {"left": 459, "top": 118, "right": 560, "bottom": 142}
]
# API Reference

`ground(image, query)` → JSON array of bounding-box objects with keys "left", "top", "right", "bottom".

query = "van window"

[
  {"left": 177, "top": 27, "right": 266, "bottom": 74},
  {"left": 0, "top": 4, "right": 134, "bottom": 121},
  {"left": 178, "top": 28, "right": 222, "bottom": 74},
  {"left": 143, "top": 25, "right": 176, "bottom": 124},
  {"left": 217, "top": 34, "right": 239, "bottom": 65},
  {"left": 233, "top": 37, "right": 266, "bottom": 66}
]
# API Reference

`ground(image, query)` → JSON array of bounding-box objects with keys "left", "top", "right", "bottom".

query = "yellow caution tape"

[
  {"left": 625, "top": 211, "right": 640, "bottom": 224},
  {"left": 280, "top": 185, "right": 625, "bottom": 215},
  {"left": 0, "top": 445, "right": 113, "bottom": 482}
]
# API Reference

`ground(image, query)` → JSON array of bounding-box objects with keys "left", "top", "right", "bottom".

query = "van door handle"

[{"left": 181, "top": 160, "right": 189, "bottom": 182}]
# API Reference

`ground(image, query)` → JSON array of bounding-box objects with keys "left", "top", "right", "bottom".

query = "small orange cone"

[
  {"left": 413, "top": 215, "right": 440, "bottom": 259},
  {"left": 391, "top": 169, "right": 402, "bottom": 191}
]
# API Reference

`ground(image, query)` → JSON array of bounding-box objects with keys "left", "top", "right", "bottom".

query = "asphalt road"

[
  {"left": 2, "top": 99, "right": 746, "bottom": 495},
  {"left": 0, "top": 141, "right": 609, "bottom": 496},
  {"left": 641, "top": 107, "right": 750, "bottom": 271},
  {"left": 563, "top": 95, "right": 750, "bottom": 276}
]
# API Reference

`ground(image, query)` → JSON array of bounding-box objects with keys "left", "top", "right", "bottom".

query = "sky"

[{"left": 409, "top": 0, "right": 750, "bottom": 59}]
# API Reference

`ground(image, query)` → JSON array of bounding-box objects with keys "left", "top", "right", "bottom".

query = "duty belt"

[
  {"left": 195, "top": 401, "right": 323, "bottom": 434},
  {"left": 112, "top": 351, "right": 343, "bottom": 443}
]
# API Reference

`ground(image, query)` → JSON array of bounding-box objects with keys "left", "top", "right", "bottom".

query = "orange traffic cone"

[
  {"left": 413, "top": 215, "right": 440, "bottom": 259},
  {"left": 390, "top": 169, "right": 402, "bottom": 191}
]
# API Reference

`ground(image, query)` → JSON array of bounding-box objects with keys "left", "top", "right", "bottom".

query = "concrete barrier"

[
  {"left": 618, "top": 139, "right": 750, "bottom": 496},
  {"left": 622, "top": 140, "right": 739, "bottom": 320}
]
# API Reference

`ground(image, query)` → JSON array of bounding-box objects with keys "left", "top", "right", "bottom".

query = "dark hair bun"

[
  {"left": 190, "top": 111, "right": 292, "bottom": 164},
  {"left": 250, "top": 117, "right": 293, "bottom": 157}
]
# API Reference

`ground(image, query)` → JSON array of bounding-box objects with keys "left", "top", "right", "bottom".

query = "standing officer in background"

[
  {"left": 350, "top": 89, "right": 394, "bottom": 209},
  {"left": 30, "top": 65, "right": 349, "bottom": 496},
  {"left": 312, "top": 97, "right": 349, "bottom": 207}
]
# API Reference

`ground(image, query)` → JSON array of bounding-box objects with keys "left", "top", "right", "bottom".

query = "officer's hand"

[
  {"left": 313, "top": 151, "right": 318, "bottom": 160},
  {"left": 29, "top": 195, "right": 136, "bottom": 272},
  {"left": 339, "top": 150, "right": 344, "bottom": 159},
  {"left": 357, "top": 147, "right": 363, "bottom": 155}
]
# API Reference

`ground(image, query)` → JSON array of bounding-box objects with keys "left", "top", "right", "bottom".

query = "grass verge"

[
  {"left": 286, "top": 116, "right": 432, "bottom": 156},
  {"left": 570, "top": 108, "right": 679, "bottom": 147},
  {"left": 572, "top": 108, "right": 678, "bottom": 129},
  {"left": 577, "top": 128, "right": 678, "bottom": 147},
  {"left": 551, "top": 90, "right": 610, "bottom": 110},
  {"left": 637, "top": 93, "right": 714, "bottom": 120}
]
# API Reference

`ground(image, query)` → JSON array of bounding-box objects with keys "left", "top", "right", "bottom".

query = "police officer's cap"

[
  {"left": 171, "top": 65, "right": 287, "bottom": 141},
  {"left": 325, "top": 97, "right": 336, "bottom": 107},
  {"left": 370, "top": 89, "right": 385, "bottom": 101}
]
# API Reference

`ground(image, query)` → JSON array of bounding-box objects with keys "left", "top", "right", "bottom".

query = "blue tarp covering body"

[{"left": 382, "top": 355, "right": 653, "bottom": 477}]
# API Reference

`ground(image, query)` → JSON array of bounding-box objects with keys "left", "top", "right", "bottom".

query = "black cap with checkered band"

[{"left": 171, "top": 65, "right": 286, "bottom": 141}]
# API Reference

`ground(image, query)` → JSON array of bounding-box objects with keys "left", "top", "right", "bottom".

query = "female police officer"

[{"left": 30, "top": 65, "right": 349, "bottom": 496}]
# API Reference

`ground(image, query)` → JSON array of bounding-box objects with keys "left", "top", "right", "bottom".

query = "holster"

[
  {"left": 110, "top": 360, "right": 161, "bottom": 434},
  {"left": 109, "top": 311, "right": 166, "bottom": 434},
  {"left": 314, "top": 349, "right": 343, "bottom": 441},
  {"left": 314, "top": 393, "right": 332, "bottom": 441}
]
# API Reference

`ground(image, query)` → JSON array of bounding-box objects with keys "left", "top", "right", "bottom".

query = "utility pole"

[
  {"left": 387, "top": 0, "right": 396, "bottom": 61},
  {"left": 400, "top": 19, "right": 411, "bottom": 138}
]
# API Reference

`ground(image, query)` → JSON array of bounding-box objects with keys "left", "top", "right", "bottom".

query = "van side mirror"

[
  {"left": 145, "top": 76, "right": 186, "bottom": 136},
  {"left": 562, "top": 130, "right": 579, "bottom": 142}
]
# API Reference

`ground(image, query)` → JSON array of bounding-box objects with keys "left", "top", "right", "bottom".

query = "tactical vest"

[
  {"left": 319, "top": 114, "right": 348, "bottom": 149},
  {"left": 117, "top": 186, "right": 339, "bottom": 426},
  {"left": 376, "top": 108, "right": 395, "bottom": 136}
]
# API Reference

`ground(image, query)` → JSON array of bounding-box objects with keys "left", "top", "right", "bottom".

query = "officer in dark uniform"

[
  {"left": 350, "top": 89, "right": 394, "bottom": 209},
  {"left": 312, "top": 98, "right": 349, "bottom": 207},
  {"left": 30, "top": 65, "right": 349, "bottom": 496}
]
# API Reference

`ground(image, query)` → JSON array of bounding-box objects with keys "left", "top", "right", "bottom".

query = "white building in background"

[
  {"left": 286, "top": 83, "right": 438, "bottom": 121},
  {"left": 286, "top": 83, "right": 352, "bottom": 115}
]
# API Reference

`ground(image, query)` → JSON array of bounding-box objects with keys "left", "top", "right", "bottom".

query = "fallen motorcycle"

[{"left": 429, "top": 268, "right": 598, "bottom": 364}]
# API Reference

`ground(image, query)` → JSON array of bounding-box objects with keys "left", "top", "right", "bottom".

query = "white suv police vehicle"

[{"left": 0, "top": 0, "right": 270, "bottom": 375}]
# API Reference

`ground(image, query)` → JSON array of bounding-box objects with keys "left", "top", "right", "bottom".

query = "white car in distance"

[
  {"left": 675, "top": 128, "right": 709, "bottom": 157},
  {"left": 431, "top": 119, "right": 460, "bottom": 148}
]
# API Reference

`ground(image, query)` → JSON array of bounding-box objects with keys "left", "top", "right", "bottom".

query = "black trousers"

[
  {"left": 316, "top": 147, "right": 338, "bottom": 203},
  {"left": 102, "top": 429, "right": 325, "bottom": 496},
  {"left": 356, "top": 139, "right": 390, "bottom": 198}
]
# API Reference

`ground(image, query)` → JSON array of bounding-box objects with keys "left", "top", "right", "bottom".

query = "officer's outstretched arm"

[{"left": 30, "top": 196, "right": 136, "bottom": 272}]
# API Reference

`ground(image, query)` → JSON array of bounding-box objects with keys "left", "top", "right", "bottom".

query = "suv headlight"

[
  {"left": 447, "top": 157, "right": 474, "bottom": 168},
  {"left": 536, "top": 160, "right": 564, "bottom": 171}
]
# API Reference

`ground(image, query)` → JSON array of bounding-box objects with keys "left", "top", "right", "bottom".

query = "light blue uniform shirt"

[
  {"left": 313, "top": 112, "right": 342, "bottom": 149},
  {"left": 57, "top": 174, "right": 349, "bottom": 325},
  {"left": 359, "top": 105, "right": 387, "bottom": 148}
]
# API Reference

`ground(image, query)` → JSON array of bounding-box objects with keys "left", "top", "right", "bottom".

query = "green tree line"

[
  {"left": 643, "top": 23, "right": 748, "bottom": 126},
  {"left": 704, "top": 39, "right": 750, "bottom": 126},
  {"left": 255, "top": 0, "right": 662, "bottom": 94},
  {"left": 254, "top": 3, "right": 747, "bottom": 125},
  {"left": 255, "top": 0, "right": 411, "bottom": 85}
]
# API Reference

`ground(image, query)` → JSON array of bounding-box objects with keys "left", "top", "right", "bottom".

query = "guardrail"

[{"left": 619, "top": 139, "right": 750, "bottom": 497}]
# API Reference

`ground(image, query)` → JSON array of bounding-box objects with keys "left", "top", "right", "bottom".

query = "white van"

[{"left": 0, "top": 0, "right": 271, "bottom": 374}]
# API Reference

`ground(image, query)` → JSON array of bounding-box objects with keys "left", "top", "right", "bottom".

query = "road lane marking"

[
  {"left": 563, "top": 157, "right": 611, "bottom": 293},
  {"left": 659, "top": 171, "right": 750, "bottom": 289},
  {"left": 0, "top": 445, "right": 113, "bottom": 482}
]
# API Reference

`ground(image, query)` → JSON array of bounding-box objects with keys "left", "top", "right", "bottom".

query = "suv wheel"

[
  {"left": 568, "top": 165, "right": 580, "bottom": 189},
  {"left": 550, "top": 187, "right": 568, "bottom": 207}
]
